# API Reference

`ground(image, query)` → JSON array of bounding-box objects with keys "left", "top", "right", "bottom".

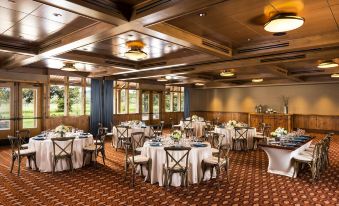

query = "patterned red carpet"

[{"left": 0, "top": 133, "right": 338, "bottom": 206}]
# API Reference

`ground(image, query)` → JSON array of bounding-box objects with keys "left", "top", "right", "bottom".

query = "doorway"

[{"left": 141, "top": 91, "right": 161, "bottom": 125}]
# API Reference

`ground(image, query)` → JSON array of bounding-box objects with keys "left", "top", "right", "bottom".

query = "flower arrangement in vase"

[
  {"left": 226, "top": 120, "right": 237, "bottom": 128},
  {"left": 270, "top": 127, "right": 288, "bottom": 140},
  {"left": 55, "top": 125, "right": 71, "bottom": 137},
  {"left": 170, "top": 130, "right": 182, "bottom": 143},
  {"left": 191, "top": 115, "right": 198, "bottom": 121}
]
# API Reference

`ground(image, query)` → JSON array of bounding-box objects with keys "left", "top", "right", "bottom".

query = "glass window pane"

[
  {"left": 22, "top": 88, "right": 37, "bottom": 128},
  {"left": 180, "top": 92, "right": 184, "bottom": 112},
  {"left": 173, "top": 93, "right": 179, "bottom": 112},
  {"left": 153, "top": 93, "right": 160, "bottom": 119},
  {"left": 165, "top": 93, "right": 171, "bottom": 112},
  {"left": 128, "top": 90, "right": 138, "bottom": 113},
  {"left": 69, "top": 86, "right": 83, "bottom": 116},
  {"left": 50, "top": 85, "right": 65, "bottom": 116},
  {"left": 0, "top": 87, "right": 10, "bottom": 130},
  {"left": 142, "top": 93, "right": 149, "bottom": 120},
  {"left": 118, "top": 89, "right": 127, "bottom": 114},
  {"left": 86, "top": 86, "right": 91, "bottom": 115}
]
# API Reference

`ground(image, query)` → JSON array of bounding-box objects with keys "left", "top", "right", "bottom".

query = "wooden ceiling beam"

[
  {"left": 263, "top": 65, "right": 304, "bottom": 82},
  {"left": 146, "top": 23, "right": 232, "bottom": 58}
]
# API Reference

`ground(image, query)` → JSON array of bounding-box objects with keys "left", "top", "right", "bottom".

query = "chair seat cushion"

[
  {"left": 253, "top": 135, "right": 266, "bottom": 139},
  {"left": 94, "top": 140, "right": 101, "bottom": 145},
  {"left": 203, "top": 156, "right": 219, "bottom": 165},
  {"left": 21, "top": 143, "right": 29, "bottom": 148},
  {"left": 211, "top": 148, "right": 219, "bottom": 154},
  {"left": 83, "top": 144, "right": 96, "bottom": 151},
  {"left": 135, "top": 147, "right": 143, "bottom": 153},
  {"left": 128, "top": 155, "right": 149, "bottom": 163},
  {"left": 16, "top": 149, "right": 35, "bottom": 156},
  {"left": 293, "top": 153, "right": 313, "bottom": 162}
]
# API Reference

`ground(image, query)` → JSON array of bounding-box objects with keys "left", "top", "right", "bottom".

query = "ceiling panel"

[
  {"left": 0, "top": 0, "right": 41, "bottom": 13},
  {"left": 167, "top": 0, "right": 339, "bottom": 48},
  {"left": 31, "top": 4, "right": 79, "bottom": 24}
]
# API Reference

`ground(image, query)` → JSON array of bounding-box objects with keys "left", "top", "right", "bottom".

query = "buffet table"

[
  {"left": 259, "top": 136, "right": 313, "bottom": 177},
  {"left": 141, "top": 139, "right": 213, "bottom": 186},
  {"left": 214, "top": 127, "right": 256, "bottom": 150},
  {"left": 28, "top": 133, "right": 94, "bottom": 172}
]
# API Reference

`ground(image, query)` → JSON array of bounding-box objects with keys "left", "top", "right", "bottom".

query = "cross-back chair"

[
  {"left": 8, "top": 135, "right": 38, "bottom": 176},
  {"left": 16, "top": 129, "right": 31, "bottom": 149},
  {"left": 83, "top": 133, "right": 106, "bottom": 166},
  {"left": 131, "top": 132, "right": 145, "bottom": 154},
  {"left": 163, "top": 146, "right": 191, "bottom": 188},
  {"left": 115, "top": 125, "right": 129, "bottom": 150},
  {"left": 232, "top": 127, "right": 249, "bottom": 151},
  {"left": 51, "top": 137, "right": 75, "bottom": 174},
  {"left": 253, "top": 123, "right": 271, "bottom": 150},
  {"left": 201, "top": 144, "right": 231, "bottom": 187},
  {"left": 123, "top": 138, "right": 151, "bottom": 187}
]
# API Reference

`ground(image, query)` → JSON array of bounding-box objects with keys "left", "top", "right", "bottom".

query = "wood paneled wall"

[
  {"left": 191, "top": 111, "right": 339, "bottom": 133},
  {"left": 45, "top": 116, "right": 90, "bottom": 132}
]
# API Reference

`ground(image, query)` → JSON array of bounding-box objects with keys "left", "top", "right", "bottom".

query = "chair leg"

[
  {"left": 69, "top": 157, "right": 74, "bottom": 172},
  {"left": 28, "top": 156, "right": 32, "bottom": 169},
  {"left": 17, "top": 157, "right": 21, "bottom": 176},
  {"left": 146, "top": 160, "right": 151, "bottom": 182},
  {"left": 168, "top": 171, "right": 173, "bottom": 188},
  {"left": 201, "top": 162, "right": 206, "bottom": 183},
  {"left": 125, "top": 161, "right": 129, "bottom": 180},
  {"left": 33, "top": 155, "right": 38, "bottom": 171},
  {"left": 163, "top": 168, "right": 167, "bottom": 187},
  {"left": 82, "top": 151, "right": 87, "bottom": 167},
  {"left": 292, "top": 160, "right": 298, "bottom": 179},
  {"left": 53, "top": 158, "right": 56, "bottom": 174},
  {"left": 10, "top": 156, "right": 16, "bottom": 173},
  {"left": 210, "top": 166, "right": 213, "bottom": 180},
  {"left": 216, "top": 166, "right": 220, "bottom": 188},
  {"left": 101, "top": 149, "right": 105, "bottom": 165},
  {"left": 131, "top": 164, "right": 135, "bottom": 187}
]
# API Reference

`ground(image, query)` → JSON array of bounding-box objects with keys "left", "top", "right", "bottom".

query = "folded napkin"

[
  {"left": 33, "top": 136, "right": 45, "bottom": 141},
  {"left": 191, "top": 142, "right": 208, "bottom": 147}
]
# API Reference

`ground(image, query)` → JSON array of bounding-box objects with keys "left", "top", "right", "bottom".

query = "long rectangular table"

[{"left": 259, "top": 136, "right": 313, "bottom": 177}]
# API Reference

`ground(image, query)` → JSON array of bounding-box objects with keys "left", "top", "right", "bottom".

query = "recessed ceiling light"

[
  {"left": 195, "top": 82, "right": 205, "bottom": 86},
  {"left": 220, "top": 70, "right": 235, "bottom": 77},
  {"left": 252, "top": 78, "right": 263, "bottom": 83},
  {"left": 331, "top": 73, "right": 339, "bottom": 78},
  {"left": 318, "top": 60, "right": 338, "bottom": 69},
  {"left": 157, "top": 77, "right": 168, "bottom": 82},
  {"left": 264, "top": 13, "right": 304, "bottom": 33},
  {"left": 61, "top": 63, "right": 77, "bottom": 72},
  {"left": 165, "top": 75, "right": 173, "bottom": 80},
  {"left": 198, "top": 12, "right": 206, "bottom": 17},
  {"left": 53, "top": 13, "right": 62, "bottom": 17}
]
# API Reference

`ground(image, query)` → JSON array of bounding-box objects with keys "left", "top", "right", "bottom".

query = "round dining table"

[
  {"left": 28, "top": 133, "right": 93, "bottom": 172},
  {"left": 112, "top": 126, "right": 151, "bottom": 148},
  {"left": 180, "top": 121, "right": 206, "bottom": 137},
  {"left": 141, "top": 138, "right": 214, "bottom": 186},
  {"left": 214, "top": 127, "right": 256, "bottom": 150}
]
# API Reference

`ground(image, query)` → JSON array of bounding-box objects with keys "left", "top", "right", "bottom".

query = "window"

[
  {"left": 128, "top": 90, "right": 138, "bottom": 113},
  {"left": 22, "top": 88, "right": 37, "bottom": 128},
  {"left": 153, "top": 93, "right": 160, "bottom": 119},
  {"left": 164, "top": 86, "right": 184, "bottom": 112},
  {"left": 85, "top": 79, "right": 91, "bottom": 115},
  {"left": 114, "top": 81, "right": 139, "bottom": 114},
  {"left": 49, "top": 85, "right": 65, "bottom": 116},
  {"left": 69, "top": 85, "right": 83, "bottom": 116},
  {"left": 142, "top": 92, "right": 149, "bottom": 120},
  {"left": 0, "top": 87, "right": 10, "bottom": 130}
]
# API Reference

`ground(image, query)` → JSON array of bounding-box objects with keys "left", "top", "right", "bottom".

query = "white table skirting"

[
  {"left": 214, "top": 127, "right": 256, "bottom": 150},
  {"left": 28, "top": 135, "right": 93, "bottom": 172},
  {"left": 141, "top": 141, "right": 214, "bottom": 187}
]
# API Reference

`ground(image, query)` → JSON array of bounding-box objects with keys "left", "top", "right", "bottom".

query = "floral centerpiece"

[
  {"left": 191, "top": 115, "right": 198, "bottom": 121},
  {"left": 55, "top": 125, "right": 71, "bottom": 137},
  {"left": 270, "top": 127, "right": 288, "bottom": 138},
  {"left": 170, "top": 130, "right": 182, "bottom": 143},
  {"left": 226, "top": 120, "right": 237, "bottom": 128}
]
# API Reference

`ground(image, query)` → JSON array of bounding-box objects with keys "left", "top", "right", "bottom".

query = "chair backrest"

[
  {"left": 233, "top": 127, "right": 249, "bottom": 140},
  {"left": 262, "top": 125, "right": 271, "bottom": 137},
  {"left": 131, "top": 132, "right": 145, "bottom": 151},
  {"left": 217, "top": 144, "right": 231, "bottom": 164},
  {"left": 51, "top": 137, "right": 75, "bottom": 157},
  {"left": 8, "top": 136, "right": 21, "bottom": 155},
  {"left": 171, "top": 125, "right": 182, "bottom": 132},
  {"left": 96, "top": 133, "right": 106, "bottom": 150},
  {"left": 115, "top": 125, "right": 129, "bottom": 139},
  {"left": 183, "top": 120, "right": 192, "bottom": 129},
  {"left": 184, "top": 127, "right": 194, "bottom": 138},
  {"left": 16, "top": 129, "right": 30, "bottom": 144},
  {"left": 149, "top": 125, "right": 160, "bottom": 138},
  {"left": 164, "top": 146, "right": 191, "bottom": 171}
]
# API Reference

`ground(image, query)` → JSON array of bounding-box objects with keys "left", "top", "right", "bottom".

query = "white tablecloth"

[
  {"left": 141, "top": 141, "right": 213, "bottom": 186},
  {"left": 28, "top": 135, "right": 94, "bottom": 172},
  {"left": 214, "top": 127, "right": 256, "bottom": 150},
  {"left": 260, "top": 141, "right": 312, "bottom": 177},
  {"left": 180, "top": 121, "right": 206, "bottom": 137},
  {"left": 112, "top": 126, "right": 151, "bottom": 148}
]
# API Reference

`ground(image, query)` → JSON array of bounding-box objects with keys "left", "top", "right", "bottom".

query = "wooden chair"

[
  {"left": 201, "top": 144, "right": 231, "bottom": 187},
  {"left": 292, "top": 142, "right": 323, "bottom": 180},
  {"left": 163, "top": 146, "right": 191, "bottom": 188},
  {"left": 153, "top": 121, "right": 164, "bottom": 136},
  {"left": 51, "top": 137, "right": 75, "bottom": 174},
  {"left": 83, "top": 133, "right": 106, "bottom": 166},
  {"left": 8, "top": 136, "right": 38, "bottom": 176},
  {"left": 115, "top": 125, "right": 129, "bottom": 151},
  {"left": 131, "top": 132, "right": 146, "bottom": 154},
  {"left": 123, "top": 138, "right": 151, "bottom": 187},
  {"left": 207, "top": 133, "right": 224, "bottom": 155},
  {"left": 232, "top": 127, "right": 249, "bottom": 151},
  {"left": 202, "top": 124, "right": 215, "bottom": 141},
  {"left": 253, "top": 123, "right": 271, "bottom": 150},
  {"left": 15, "top": 129, "right": 31, "bottom": 149}
]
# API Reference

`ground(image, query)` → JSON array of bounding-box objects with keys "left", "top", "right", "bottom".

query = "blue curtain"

[
  {"left": 103, "top": 80, "right": 113, "bottom": 131},
  {"left": 90, "top": 79, "right": 102, "bottom": 135},
  {"left": 184, "top": 87, "right": 190, "bottom": 119}
]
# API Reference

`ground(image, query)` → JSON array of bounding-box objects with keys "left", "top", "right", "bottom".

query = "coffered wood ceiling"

[{"left": 0, "top": 0, "right": 338, "bottom": 88}]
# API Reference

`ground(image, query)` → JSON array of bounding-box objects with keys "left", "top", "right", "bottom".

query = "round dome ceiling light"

[
  {"left": 124, "top": 40, "right": 148, "bottom": 61},
  {"left": 264, "top": 13, "right": 304, "bottom": 33}
]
